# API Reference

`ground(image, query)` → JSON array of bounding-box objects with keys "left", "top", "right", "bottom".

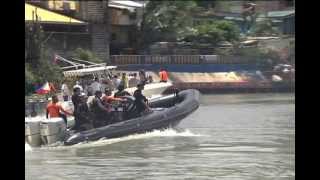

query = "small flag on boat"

[{"left": 36, "top": 82, "right": 51, "bottom": 94}]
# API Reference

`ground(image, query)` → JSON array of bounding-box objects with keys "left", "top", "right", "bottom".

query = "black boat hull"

[{"left": 64, "top": 89, "right": 200, "bottom": 145}]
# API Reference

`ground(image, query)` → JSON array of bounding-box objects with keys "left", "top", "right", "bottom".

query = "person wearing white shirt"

[
  {"left": 61, "top": 82, "right": 70, "bottom": 101},
  {"left": 90, "top": 77, "right": 102, "bottom": 95},
  {"left": 112, "top": 75, "right": 121, "bottom": 89}
]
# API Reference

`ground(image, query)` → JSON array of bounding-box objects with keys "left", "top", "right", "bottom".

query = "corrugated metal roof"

[
  {"left": 109, "top": 4, "right": 135, "bottom": 12},
  {"left": 267, "top": 10, "right": 295, "bottom": 18},
  {"left": 110, "top": 0, "right": 145, "bottom": 8},
  {"left": 25, "top": 3, "right": 86, "bottom": 24},
  {"left": 63, "top": 66, "right": 117, "bottom": 77}
]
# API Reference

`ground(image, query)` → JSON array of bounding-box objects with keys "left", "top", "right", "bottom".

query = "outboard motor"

[
  {"left": 40, "top": 118, "right": 67, "bottom": 145},
  {"left": 25, "top": 117, "right": 42, "bottom": 147}
]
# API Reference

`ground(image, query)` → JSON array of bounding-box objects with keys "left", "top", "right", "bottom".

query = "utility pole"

[{"left": 104, "top": 0, "right": 111, "bottom": 64}]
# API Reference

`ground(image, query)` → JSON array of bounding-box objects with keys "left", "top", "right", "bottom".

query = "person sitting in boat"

[
  {"left": 114, "top": 84, "right": 131, "bottom": 98},
  {"left": 102, "top": 88, "right": 128, "bottom": 123},
  {"left": 46, "top": 95, "right": 73, "bottom": 125},
  {"left": 102, "top": 88, "right": 127, "bottom": 105},
  {"left": 89, "top": 90, "right": 111, "bottom": 128},
  {"left": 133, "top": 83, "right": 151, "bottom": 116}
]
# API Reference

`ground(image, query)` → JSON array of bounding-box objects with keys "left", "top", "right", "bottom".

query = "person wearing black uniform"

[
  {"left": 114, "top": 84, "right": 131, "bottom": 98},
  {"left": 76, "top": 95, "right": 93, "bottom": 131},
  {"left": 133, "top": 83, "right": 150, "bottom": 116},
  {"left": 71, "top": 87, "right": 82, "bottom": 130},
  {"left": 89, "top": 91, "right": 111, "bottom": 128}
]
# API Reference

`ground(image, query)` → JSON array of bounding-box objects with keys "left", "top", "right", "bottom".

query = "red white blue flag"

[{"left": 36, "top": 82, "right": 51, "bottom": 94}]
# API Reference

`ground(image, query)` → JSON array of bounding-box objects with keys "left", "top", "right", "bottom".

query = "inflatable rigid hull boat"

[{"left": 64, "top": 89, "right": 200, "bottom": 146}]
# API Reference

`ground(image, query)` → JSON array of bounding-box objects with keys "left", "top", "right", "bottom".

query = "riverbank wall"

[{"left": 115, "top": 63, "right": 294, "bottom": 94}]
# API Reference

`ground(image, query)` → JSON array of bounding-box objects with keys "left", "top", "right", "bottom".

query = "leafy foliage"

[
  {"left": 141, "top": 1, "right": 240, "bottom": 49},
  {"left": 73, "top": 48, "right": 103, "bottom": 63},
  {"left": 184, "top": 20, "right": 240, "bottom": 45},
  {"left": 250, "top": 19, "right": 280, "bottom": 36},
  {"left": 142, "top": 1, "right": 198, "bottom": 45},
  {"left": 25, "top": 20, "right": 63, "bottom": 95}
]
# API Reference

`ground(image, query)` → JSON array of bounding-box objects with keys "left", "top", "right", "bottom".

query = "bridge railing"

[{"left": 110, "top": 55, "right": 260, "bottom": 65}]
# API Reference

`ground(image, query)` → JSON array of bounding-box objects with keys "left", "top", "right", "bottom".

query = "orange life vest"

[
  {"left": 160, "top": 70, "right": 168, "bottom": 81},
  {"left": 46, "top": 102, "right": 63, "bottom": 118}
]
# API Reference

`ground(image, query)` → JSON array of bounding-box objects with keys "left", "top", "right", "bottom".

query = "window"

[{"left": 111, "top": 33, "right": 117, "bottom": 41}]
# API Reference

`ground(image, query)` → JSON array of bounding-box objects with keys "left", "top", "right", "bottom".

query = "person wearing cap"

[
  {"left": 89, "top": 90, "right": 111, "bottom": 128},
  {"left": 133, "top": 83, "right": 151, "bottom": 116},
  {"left": 114, "top": 84, "right": 131, "bottom": 98}
]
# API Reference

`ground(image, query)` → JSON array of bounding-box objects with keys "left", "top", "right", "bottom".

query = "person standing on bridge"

[{"left": 159, "top": 68, "right": 168, "bottom": 83}]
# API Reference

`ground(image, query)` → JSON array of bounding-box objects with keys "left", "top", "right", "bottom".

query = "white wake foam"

[
  {"left": 37, "top": 128, "right": 204, "bottom": 151},
  {"left": 25, "top": 143, "right": 32, "bottom": 152},
  {"left": 72, "top": 128, "right": 203, "bottom": 149}
]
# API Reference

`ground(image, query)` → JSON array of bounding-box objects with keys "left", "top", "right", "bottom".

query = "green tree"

[
  {"left": 141, "top": 1, "right": 240, "bottom": 49},
  {"left": 142, "top": 1, "right": 198, "bottom": 47},
  {"left": 25, "top": 63, "right": 36, "bottom": 95},
  {"left": 185, "top": 20, "right": 240, "bottom": 46},
  {"left": 250, "top": 19, "right": 280, "bottom": 36},
  {"left": 25, "top": 17, "right": 63, "bottom": 95},
  {"left": 25, "top": 20, "right": 44, "bottom": 69},
  {"left": 72, "top": 48, "right": 102, "bottom": 63}
]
